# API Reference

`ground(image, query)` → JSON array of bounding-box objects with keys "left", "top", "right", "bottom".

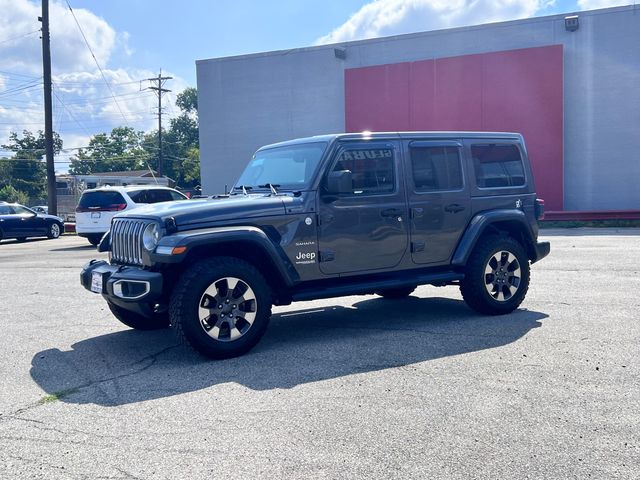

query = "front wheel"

[
  {"left": 460, "top": 235, "right": 530, "bottom": 315},
  {"left": 107, "top": 301, "right": 170, "bottom": 330},
  {"left": 169, "top": 257, "right": 272, "bottom": 359},
  {"left": 87, "top": 234, "right": 102, "bottom": 246},
  {"left": 47, "top": 222, "right": 62, "bottom": 239}
]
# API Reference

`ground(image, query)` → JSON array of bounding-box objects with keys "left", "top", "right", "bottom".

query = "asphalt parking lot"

[{"left": 0, "top": 230, "right": 638, "bottom": 479}]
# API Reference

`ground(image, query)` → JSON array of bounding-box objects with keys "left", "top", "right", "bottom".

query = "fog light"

[{"left": 113, "top": 280, "right": 150, "bottom": 299}]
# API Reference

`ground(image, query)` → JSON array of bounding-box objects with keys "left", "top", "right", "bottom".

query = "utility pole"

[
  {"left": 146, "top": 70, "right": 172, "bottom": 176},
  {"left": 39, "top": 0, "right": 57, "bottom": 215}
]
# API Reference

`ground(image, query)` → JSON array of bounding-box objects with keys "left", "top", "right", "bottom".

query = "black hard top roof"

[{"left": 259, "top": 131, "right": 523, "bottom": 150}]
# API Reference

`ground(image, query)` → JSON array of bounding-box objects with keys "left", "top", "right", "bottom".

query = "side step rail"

[{"left": 291, "top": 271, "right": 464, "bottom": 302}]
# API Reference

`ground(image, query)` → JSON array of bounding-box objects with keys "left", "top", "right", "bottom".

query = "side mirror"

[{"left": 326, "top": 170, "right": 353, "bottom": 195}]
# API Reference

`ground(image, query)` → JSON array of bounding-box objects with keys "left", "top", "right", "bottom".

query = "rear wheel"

[
  {"left": 460, "top": 235, "right": 530, "bottom": 315},
  {"left": 87, "top": 234, "right": 102, "bottom": 246},
  {"left": 47, "top": 222, "right": 62, "bottom": 239},
  {"left": 169, "top": 256, "right": 272, "bottom": 359},
  {"left": 377, "top": 285, "right": 416, "bottom": 299},
  {"left": 107, "top": 301, "right": 170, "bottom": 330}
]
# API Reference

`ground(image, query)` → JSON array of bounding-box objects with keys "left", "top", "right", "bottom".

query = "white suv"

[{"left": 75, "top": 186, "right": 188, "bottom": 245}]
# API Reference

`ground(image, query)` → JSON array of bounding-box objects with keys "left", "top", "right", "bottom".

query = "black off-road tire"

[
  {"left": 460, "top": 235, "right": 530, "bottom": 315},
  {"left": 107, "top": 301, "right": 170, "bottom": 330},
  {"left": 47, "top": 222, "right": 62, "bottom": 239},
  {"left": 169, "top": 256, "right": 272, "bottom": 359},
  {"left": 87, "top": 234, "right": 102, "bottom": 246},
  {"left": 377, "top": 285, "right": 416, "bottom": 299}
]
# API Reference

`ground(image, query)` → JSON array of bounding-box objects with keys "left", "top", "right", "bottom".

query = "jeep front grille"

[{"left": 110, "top": 218, "right": 149, "bottom": 265}]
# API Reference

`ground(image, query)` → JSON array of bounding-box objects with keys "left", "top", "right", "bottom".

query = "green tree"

[
  {"left": 143, "top": 87, "right": 200, "bottom": 189},
  {"left": 69, "top": 126, "right": 149, "bottom": 175},
  {"left": 0, "top": 184, "right": 29, "bottom": 205},
  {"left": 0, "top": 130, "right": 63, "bottom": 198},
  {"left": 175, "top": 86, "right": 197, "bottom": 115}
]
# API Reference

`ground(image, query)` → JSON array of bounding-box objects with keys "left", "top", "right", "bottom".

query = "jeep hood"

[{"left": 115, "top": 194, "right": 292, "bottom": 226}]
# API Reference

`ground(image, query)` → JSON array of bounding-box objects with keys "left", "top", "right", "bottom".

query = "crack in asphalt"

[{"left": 1, "top": 344, "right": 181, "bottom": 420}]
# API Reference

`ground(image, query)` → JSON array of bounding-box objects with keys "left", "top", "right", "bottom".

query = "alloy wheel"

[
  {"left": 484, "top": 250, "right": 521, "bottom": 302},
  {"left": 198, "top": 277, "right": 257, "bottom": 342}
]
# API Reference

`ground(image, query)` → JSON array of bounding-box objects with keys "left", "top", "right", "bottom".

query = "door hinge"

[
  {"left": 319, "top": 250, "right": 335, "bottom": 262},
  {"left": 411, "top": 241, "right": 425, "bottom": 253}
]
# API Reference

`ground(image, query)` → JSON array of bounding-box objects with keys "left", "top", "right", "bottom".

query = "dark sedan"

[{"left": 0, "top": 203, "right": 64, "bottom": 242}]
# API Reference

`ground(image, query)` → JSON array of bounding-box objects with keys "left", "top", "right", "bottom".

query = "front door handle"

[
  {"left": 444, "top": 204, "right": 465, "bottom": 213},
  {"left": 381, "top": 208, "right": 404, "bottom": 218}
]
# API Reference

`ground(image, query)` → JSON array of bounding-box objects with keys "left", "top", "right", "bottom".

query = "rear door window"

[
  {"left": 410, "top": 146, "right": 463, "bottom": 192},
  {"left": 127, "top": 190, "right": 149, "bottom": 204},
  {"left": 471, "top": 144, "right": 526, "bottom": 188}
]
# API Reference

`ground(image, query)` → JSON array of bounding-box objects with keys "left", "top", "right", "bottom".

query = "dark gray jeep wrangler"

[{"left": 81, "top": 132, "right": 550, "bottom": 359}]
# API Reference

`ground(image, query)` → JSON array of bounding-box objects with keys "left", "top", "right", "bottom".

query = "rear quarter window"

[
  {"left": 472, "top": 144, "right": 526, "bottom": 188},
  {"left": 130, "top": 189, "right": 186, "bottom": 204}
]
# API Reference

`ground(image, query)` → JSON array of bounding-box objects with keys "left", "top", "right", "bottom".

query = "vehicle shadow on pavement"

[
  {"left": 50, "top": 244, "right": 97, "bottom": 252},
  {"left": 30, "top": 296, "right": 547, "bottom": 406}
]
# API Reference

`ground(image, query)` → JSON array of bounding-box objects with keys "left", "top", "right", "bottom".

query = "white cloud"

[
  {"left": 316, "top": 0, "right": 556, "bottom": 45},
  {"left": 0, "top": 0, "right": 117, "bottom": 75},
  {"left": 0, "top": 0, "right": 188, "bottom": 172},
  {"left": 577, "top": 0, "right": 630, "bottom": 9}
]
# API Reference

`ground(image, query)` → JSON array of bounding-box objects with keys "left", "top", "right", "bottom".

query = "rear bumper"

[
  {"left": 532, "top": 241, "right": 550, "bottom": 263},
  {"left": 80, "top": 260, "right": 164, "bottom": 314}
]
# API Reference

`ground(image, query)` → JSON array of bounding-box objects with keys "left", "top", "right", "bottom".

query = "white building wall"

[{"left": 197, "top": 6, "right": 640, "bottom": 211}]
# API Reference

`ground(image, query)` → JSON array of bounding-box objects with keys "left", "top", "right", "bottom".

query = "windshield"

[{"left": 235, "top": 142, "right": 327, "bottom": 190}]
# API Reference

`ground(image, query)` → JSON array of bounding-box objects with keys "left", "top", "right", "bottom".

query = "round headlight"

[{"left": 142, "top": 223, "right": 160, "bottom": 251}]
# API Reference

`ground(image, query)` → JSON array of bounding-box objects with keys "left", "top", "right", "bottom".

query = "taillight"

[
  {"left": 535, "top": 199, "right": 545, "bottom": 220},
  {"left": 76, "top": 203, "right": 126, "bottom": 213}
]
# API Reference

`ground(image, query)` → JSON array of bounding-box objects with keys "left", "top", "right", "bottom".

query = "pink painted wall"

[{"left": 345, "top": 45, "right": 564, "bottom": 210}]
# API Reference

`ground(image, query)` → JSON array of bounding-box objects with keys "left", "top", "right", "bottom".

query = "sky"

[{"left": 0, "top": 0, "right": 631, "bottom": 171}]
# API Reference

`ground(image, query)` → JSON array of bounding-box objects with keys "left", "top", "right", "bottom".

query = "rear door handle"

[
  {"left": 444, "top": 204, "right": 465, "bottom": 213},
  {"left": 381, "top": 208, "right": 404, "bottom": 218}
]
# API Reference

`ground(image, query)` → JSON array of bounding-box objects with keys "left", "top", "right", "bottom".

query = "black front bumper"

[{"left": 80, "top": 260, "right": 164, "bottom": 314}]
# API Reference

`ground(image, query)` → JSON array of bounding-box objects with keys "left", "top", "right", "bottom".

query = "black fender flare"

[
  {"left": 452, "top": 209, "right": 538, "bottom": 266},
  {"left": 151, "top": 225, "right": 299, "bottom": 287}
]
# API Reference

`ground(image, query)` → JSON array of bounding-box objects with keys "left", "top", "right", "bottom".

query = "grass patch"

[{"left": 38, "top": 388, "right": 79, "bottom": 404}]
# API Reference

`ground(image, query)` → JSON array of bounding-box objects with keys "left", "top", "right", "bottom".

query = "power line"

[
  {"left": 145, "top": 70, "right": 172, "bottom": 176},
  {"left": 54, "top": 90, "right": 155, "bottom": 105},
  {"left": 52, "top": 84, "right": 93, "bottom": 137},
  {"left": 0, "top": 69, "right": 41, "bottom": 79},
  {"left": 64, "top": 0, "right": 128, "bottom": 125},
  {"left": 0, "top": 29, "right": 41, "bottom": 46},
  {"left": 0, "top": 80, "right": 43, "bottom": 98},
  {"left": 52, "top": 79, "right": 145, "bottom": 87}
]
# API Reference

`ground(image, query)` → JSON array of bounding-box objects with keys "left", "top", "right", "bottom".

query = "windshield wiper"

[
  {"left": 258, "top": 183, "right": 280, "bottom": 195},
  {"left": 231, "top": 185, "right": 253, "bottom": 196}
]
